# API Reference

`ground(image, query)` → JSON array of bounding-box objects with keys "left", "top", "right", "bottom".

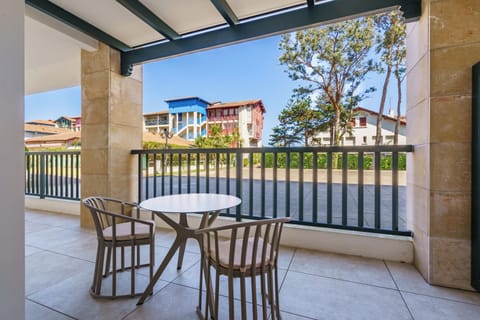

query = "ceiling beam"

[
  {"left": 25, "top": 0, "right": 130, "bottom": 51},
  {"left": 210, "top": 0, "right": 239, "bottom": 26},
  {"left": 121, "top": 0, "right": 421, "bottom": 75},
  {"left": 116, "top": 0, "right": 180, "bottom": 41}
]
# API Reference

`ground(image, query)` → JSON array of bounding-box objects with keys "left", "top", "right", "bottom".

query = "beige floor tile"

[
  {"left": 277, "top": 245, "right": 296, "bottom": 269},
  {"left": 124, "top": 283, "right": 201, "bottom": 320},
  {"left": 25, "top": 227, "right": 93, "bottom": 250},
  {"left": 28, "top": 271, "right": 166, "bottom": 320},
  {"left": 25, "top": 251, "right": 94, "bottom": 296},
  {"left": 135, "top": 244, "right": 201, "bottom": 282},
  {"left": 291, "top": 249, "right": 396, "bottom": 288},
  {"left": 25, "top": 300, "right": 72, "bottom": 320},
  {"left": 25, "top": 245, "right": 43, "bottom": 256},
  {"left": 387, "top": 261, "right": 480, "bottom": 305},
  {"left": 25, "top": 211, "right": 80, "bottom": 228},
  {"left": 49, "top": 236, "right": 99, "bottom": 262},
  {"left": 128, "top": 283, "right": 272, "bottom": 320},
  {"left": 25, "top": 220, "right": 52, "bottom": 234},
  {"left": 403, "top": 292, "right": 480, "bottom": 320},
  {"left": 173, "top": 261, "right": 288, "bottom": 304},
  {"left": 280, "top": 271, "right": 411, "bottom": 320}
]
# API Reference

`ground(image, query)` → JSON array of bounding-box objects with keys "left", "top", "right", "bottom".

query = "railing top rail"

[
  {"left": 25, "top": 151, "right": 81, "bottom": 155},
  {"left": 131, "top": 145, "right": 414, "bottom": 154}
]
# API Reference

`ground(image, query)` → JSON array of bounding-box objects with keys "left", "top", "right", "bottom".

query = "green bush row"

[{"left": 250, "top": 153, "right": 406, "bottom": 170}]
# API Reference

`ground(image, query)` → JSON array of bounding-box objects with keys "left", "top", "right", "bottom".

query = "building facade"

[
  {"left": 313, "top": 107, "right": 406, "bottom": 146},
  {"left": 207, "top": 99, "right": 265, "bottom": 147},
  {"left": 143, "top": 97, "right": 265, "bottom": 146}
]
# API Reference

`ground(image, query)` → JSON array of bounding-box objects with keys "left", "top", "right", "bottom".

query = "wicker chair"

[
  {"left": 82, "top": 196, "right": 155, "bottom": 298},
  {"left": 196, "top": 217, "right": 290, "bottom": 320}
]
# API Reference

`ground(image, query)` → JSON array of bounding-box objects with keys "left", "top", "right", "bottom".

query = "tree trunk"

[
  {"left": 394, "top": 68, "right": 402, "bottom": 145},
  {"left": 376, "top": 64, "right": 392, "bottom": 145}
]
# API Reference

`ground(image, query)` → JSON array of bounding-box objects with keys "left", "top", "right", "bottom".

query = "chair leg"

[
  {"left": 267, "top": 269, "right": 275, "bottom": 319},
  {"left": 260, "top": 272, "right": 268, "bottom": 320},
  {"left": 214, "top": 269, "right": 220, "bottom": 319},
  {"left": 121, "top": 246, "right": 125, "bottom": 271},
  {"left": 104, "top": 247, "right": 112, "bottom": 277},
  {"left": 273, "top": 268, "right": 281, "bottom": 320},
  {"left": 112, "top": 244, "right": 117, "bottom": 297},
  {"left": 92, "top": 242, "right": 103, "bottom": 294},
  {"left": 228, "top": 273, "right": 235, "bottom": 320},
  {"left": 251, "top": 274, "right": 258, "bottom": 320},
  {"left": 131, "top": 243, "right": 135, "bottom": 296},
  {"left": 240, "top": 275, "right": 247, "bottom": 320},
  {"left": 94, "top": 245, "right": 106, "bottom": 295}
]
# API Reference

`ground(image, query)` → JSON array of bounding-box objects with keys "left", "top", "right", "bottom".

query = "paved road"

[{"left": 141, "top": 176, "right": 407, "bottom": 232}]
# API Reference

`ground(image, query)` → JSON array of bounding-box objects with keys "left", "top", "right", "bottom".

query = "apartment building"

[
  {"left": 207, "top": 99, "right": 265, "bottom": 147},
  {"left": 144, "top": 97, "right": 265, "bottom": 146},
  {"left": 313, "top": 107, "right": 406, "bottom": 146}
]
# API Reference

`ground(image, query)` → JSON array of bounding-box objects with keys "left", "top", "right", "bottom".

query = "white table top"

[{"left": 140, "top": 193, "right": 241, "bottom": 213}]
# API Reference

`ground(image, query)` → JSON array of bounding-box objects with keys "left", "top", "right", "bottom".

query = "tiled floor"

[{"left": 25, "top": 210, "right": 480, "bottom": 320}]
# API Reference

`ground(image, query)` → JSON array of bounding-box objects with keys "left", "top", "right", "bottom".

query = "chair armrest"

[
  {"left": 194, "top": 217, "right": 290, "bottom": 235},
  {"left": 91, "top": 206, "right": 154, "bottom": 226}
]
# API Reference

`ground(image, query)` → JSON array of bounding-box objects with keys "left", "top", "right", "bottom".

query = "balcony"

[{"left": 25, "top": 209, "right": 480, "bottom": 319}]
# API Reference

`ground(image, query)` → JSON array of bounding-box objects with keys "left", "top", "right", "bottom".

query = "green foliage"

[
  {"left": 254, "top": 152, "right": 406, "bottom": 170},
  {"left": 194, "top": 124, "right": 242, "bottom": 148},
  {"left": 269, "top": 97, "right": 327, "bottom": 147},
  {"left": 279, "top": 17, "right": 377, "bottom": 146}
]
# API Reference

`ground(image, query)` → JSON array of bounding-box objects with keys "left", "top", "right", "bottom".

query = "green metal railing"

[
  {"left": 25, "top": 151, "right": 81, "bottom": 200},
  {"left": 131, "top": 145, "right": 414, "bottom": 236}
]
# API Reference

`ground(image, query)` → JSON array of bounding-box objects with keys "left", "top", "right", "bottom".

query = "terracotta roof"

[
  {"left": 25, "top": 131, "right": 81, "bottom": 143},
  {"left": 354, "top": 107, "right": 406, "bottom": 125},
  {"left": 24, "top": 124, "right": 70, "bottom": 134},
  {"left": 26, "top": 119, "right": 56, "bottom": 126},
  {"left": 143, "top": 132, "right": 193, "bottom": 147},
  {"left": 207, "top": 99, "right": 266, "bottom": 113}
]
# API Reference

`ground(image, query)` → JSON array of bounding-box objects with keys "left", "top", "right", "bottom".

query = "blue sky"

[{"left": 25, "top": 34, "right": 402, "bottom": 144}]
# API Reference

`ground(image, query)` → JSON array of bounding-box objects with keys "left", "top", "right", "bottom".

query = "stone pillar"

[
  {"left": 80, "top": 43, "right": 143, "bottom": 228},
  {"left": 407, "top": 0, "right": 480, "bottom": 290}
]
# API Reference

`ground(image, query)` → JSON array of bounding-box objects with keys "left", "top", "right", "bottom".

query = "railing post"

[
  {"left": 39, "top": 153, "right": 46, "bottom": 199},
  {"left": 235, "top": 150, "right": 242, "bottom": 222}
]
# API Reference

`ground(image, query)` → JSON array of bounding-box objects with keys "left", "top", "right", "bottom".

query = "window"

[
  {"left": 363, "top": 136, "right": 367, "bottom": 144},
  {"left": 229, "top": 108, "right": 234, "bottom": 115},
  {"left": 359, "top": 117, "right": 367, "bottom": 127},
  {"left": 224, "top": 109, "right": 228, "bottom": 116},
  {"left": 177, "top": 113, "right": 183, "bottom": 122}
]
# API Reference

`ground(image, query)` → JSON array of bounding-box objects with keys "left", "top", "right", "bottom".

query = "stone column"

[
  {"left": 80, "top": 43, "right": 143, "bottom": 228},
  {"left": 407, "top": 0, "right": 480, "bottom": 290}
]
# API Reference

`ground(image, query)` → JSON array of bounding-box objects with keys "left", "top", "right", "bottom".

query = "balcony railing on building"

[
  {"left": 24, "top": 146, "right": 413, "bottom": 236},
  {"left": 25, "top": 151, "right": 80, "bottom": 200},
  {"left": 131, "top": 145, "right": 413, "bottom": 236}
]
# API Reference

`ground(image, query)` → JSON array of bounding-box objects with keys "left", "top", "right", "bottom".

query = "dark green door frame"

[{"left": 472, "top": 62, "right": 480, "bottom": 291}]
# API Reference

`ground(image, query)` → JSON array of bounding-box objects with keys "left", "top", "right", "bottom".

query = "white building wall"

[
  {"left": 238, "top": 106, "right": 250, "bottom": 147},
  {"left": 314, "top": 112, "right": 406, "bottom": 146},
  {"left": 0, "top": 1, "right": 25, "bottom": 318}
]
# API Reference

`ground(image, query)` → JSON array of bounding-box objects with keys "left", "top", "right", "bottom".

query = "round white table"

[{"left": 137, "top": 193, "right": 241, "bottom": 305}]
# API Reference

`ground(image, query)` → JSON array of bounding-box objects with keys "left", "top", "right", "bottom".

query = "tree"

[
  {"left": 374, "top": 10, "right": 406, "bottom": 145},
  {"left": 269, "top": 124, "right": 300, "bottom": 147},
  {"left": 194, "top": 124, "right": 242, "bottom": 148},
  {"left": 279, "top": 17, "right": 376, "bottom": 146}
]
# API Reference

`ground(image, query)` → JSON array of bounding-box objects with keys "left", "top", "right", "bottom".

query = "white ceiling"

[
  {"left": 24, "top": 0, "right": 403, "bottom": 95},
  {"left": 25, "top": 6, "right": 98, "bottom": 95},
  {"left": 24, "top": 0, "right": 309, "bottom": 95}
]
